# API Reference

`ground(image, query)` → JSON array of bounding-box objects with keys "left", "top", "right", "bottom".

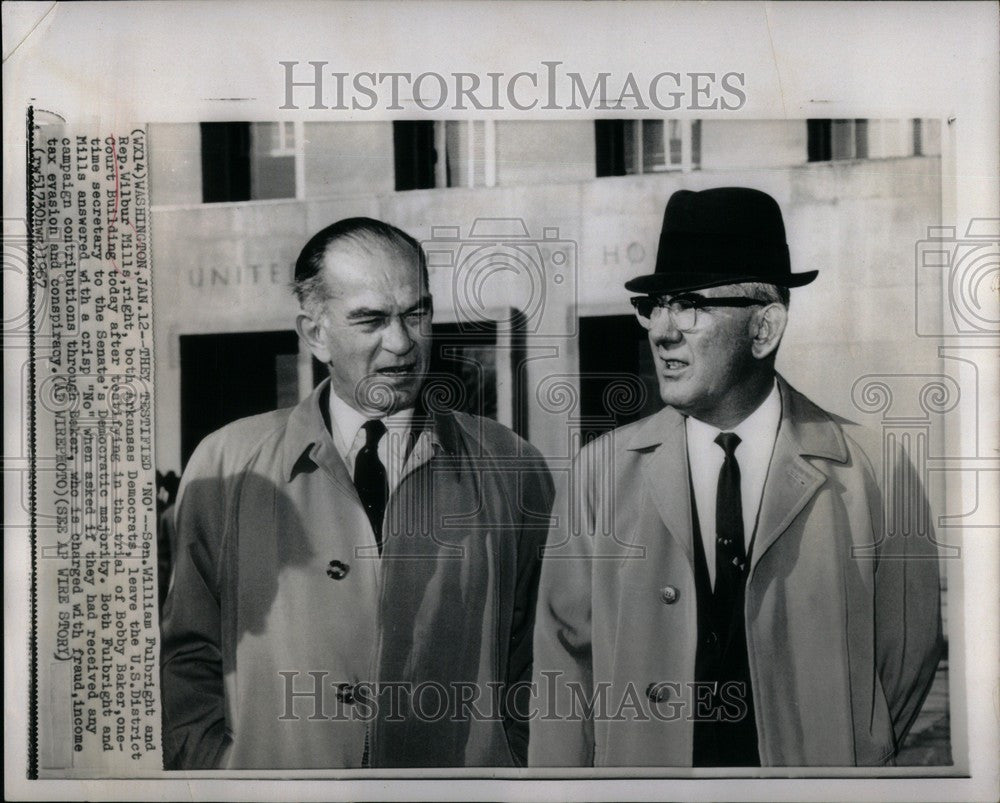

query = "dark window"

[
  {"left": 831, "top": 120, "right": 854, "bottom": 160},
  {"left": 578, "top": 315, "right": 662, "bottom": 444},
  {"left": 643, "top": 120, "right": 666, "bottom": 171},
  {"left": 912, "top": 118, "right": 923, "bottom": 156},
  {"left": 855, "top": 119, "right": 869, "bottom": 160},
  {"left": 807, "top": 119, "right": 833, "bottom": 162},
  {"left": 393, "top": 121, "right": 438, "bottom": 191},
  {"left": 200, "top": 122, "right": 252, "bottom": 203},
  {"left": 200, "top": 122, "right": 297, "bottom": 203},
  {"left": 596, "top": 120, "right": 699, "bottom": 176},
  {"left": 251, "top": 123, "right": 296, "bottom": 200},
  {"left": 595, "top": 120, "right": 627, "bottom": 177},
  {"left": 180, "top": 330, "right": 299, "bottom": 466},
  {"left": 809, "top": 119, "right": 871, "bottom": 162}
]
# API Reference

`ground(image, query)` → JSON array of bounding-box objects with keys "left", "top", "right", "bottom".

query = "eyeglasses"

[{"left": 630, "top": 293, "right": 765, "bottom": 332}]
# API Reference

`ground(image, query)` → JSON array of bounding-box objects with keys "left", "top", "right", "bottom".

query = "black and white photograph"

[
  {"left": 147, "top": 117, "right": 953, "bottom": 772},
  {"left": 3, "top": 2, "right": 998, "bottom": 801}
]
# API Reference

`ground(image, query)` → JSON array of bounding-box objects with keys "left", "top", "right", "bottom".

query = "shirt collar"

[
  {"left": 328, "top": 387, "right": 415, "bottom": 459},
  {"left": 283, "top": 378, "right": 433, "bottom": 482},
  {"left": 685, "top": 379, "right": 782, "bottom": 447}
]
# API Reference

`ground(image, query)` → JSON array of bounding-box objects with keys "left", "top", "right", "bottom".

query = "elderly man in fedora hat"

[{"left": 530, "top": 187, "right": 943, "bottom": 767}]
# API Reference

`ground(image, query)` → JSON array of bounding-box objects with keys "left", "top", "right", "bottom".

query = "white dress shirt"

[
  {"left": 328, "top": 390, "right": 414, "bottom": 495},
  {"left": 685, "top": 381, "right": 782, "bottom": 588}
]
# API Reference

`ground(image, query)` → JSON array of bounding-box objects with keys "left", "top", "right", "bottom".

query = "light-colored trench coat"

[
  {"left": 161, "top": 380, "right": 553, "bottom": 769},
  {"left": 530, "top": 377, "right": 942, "bottom": 767}
]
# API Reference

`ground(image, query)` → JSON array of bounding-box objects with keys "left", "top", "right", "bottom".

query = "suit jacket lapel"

[{"left": 630, "top": 407, "right": 696, "bottom": 572}]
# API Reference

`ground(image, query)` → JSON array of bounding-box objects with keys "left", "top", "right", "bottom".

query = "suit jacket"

[
  {"left": 161, "top": 380, "right": 554, "bottom": 769},
  {"left": 530, "top": 376, "right": 942, "bottom": 766}
]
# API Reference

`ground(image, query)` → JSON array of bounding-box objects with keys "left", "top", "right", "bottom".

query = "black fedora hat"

[{"left": 624, "top": 187, "right": 818, "bottom": 295}]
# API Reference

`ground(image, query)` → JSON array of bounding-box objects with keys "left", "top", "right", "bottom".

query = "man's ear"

[
  {"left": 750, "top": 303, "right": 788, "bottom": 360},
  {"left": 295, "top": 310, "right": 331, "bottom": 365}
]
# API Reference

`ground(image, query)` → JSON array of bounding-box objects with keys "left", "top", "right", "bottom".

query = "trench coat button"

[
  {"left": 659, "top": 585, "right": 679, "bottom": 604},
  {"left": 646, "top": 682, "right": 671, "bottom": 703},
  {"left": 335, "top": 683, "right": 355, "bottom": 704},
  {"left": 704, "top": 631, "right": 719, "bottom": 647},
  {"left": 326, "top": 560, "right": 350, "bottom": 580}
]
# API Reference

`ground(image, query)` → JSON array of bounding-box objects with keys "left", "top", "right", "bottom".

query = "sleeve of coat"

[
  {"left": 873, "top": 440, "right": 944, "bottom": 750},
  {"left": 502, "top": 449, "right": 555, "bottom": 766},
  {"left": 159, "top": 433, "right": 232, "bottom": 769},
  {"left": 529, "top": 443, "right": 599, "bottom": 767}
]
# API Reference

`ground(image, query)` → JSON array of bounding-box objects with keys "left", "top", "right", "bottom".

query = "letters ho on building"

[{"left": 147, "top": 118, "right": 942, "bottom": 475}]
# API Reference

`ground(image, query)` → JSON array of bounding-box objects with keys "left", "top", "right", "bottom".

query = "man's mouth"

[
  {"left": 376, "top": 364, "right": 417, "bottom": 378},
  {"left": 660, "top": 357, "right": 689, "bottom": 373}
]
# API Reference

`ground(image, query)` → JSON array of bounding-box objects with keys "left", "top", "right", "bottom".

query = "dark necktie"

[
  {"left": 354, "top": 419, "right": 388, "bottom": 554},
  {"left": 714, "top": 432, "right": 746, "bottom": 607}
]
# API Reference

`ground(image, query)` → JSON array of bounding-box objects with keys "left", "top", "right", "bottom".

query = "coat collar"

[
  {"left": 625, "top": 375, "right": 848, "bottom": 462},
  {"left": 281, "top": 379, "right": 449, "bottom": 484},
  {"left": 624, "top": 374, "right": 850, "bottom": 573},
  {"left": 627, "top": 405, "right": 695, "bottom": 567}
]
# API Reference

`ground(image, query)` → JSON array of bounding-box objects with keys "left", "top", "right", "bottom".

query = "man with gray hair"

[
  {"left": 162, "top": 217, "right": 553, "bottom": 769},
  {"left": 530, "top": 187, "right": 942, "bottom": 767}
]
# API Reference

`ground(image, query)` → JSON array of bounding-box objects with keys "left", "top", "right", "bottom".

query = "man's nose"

[
  {"left": 648, "top": 309, "right": 683, "bottom": 344},
  {"left": 381, "top": 316, "right": 415, "bottom": 355}
]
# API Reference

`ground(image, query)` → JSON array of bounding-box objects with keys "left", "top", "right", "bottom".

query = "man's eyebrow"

[
  {"left": 344, "top": 296, "right": 432, "bottom": 321},
  {"left": 345, "top": 306, "right": 389, "bottom": 321}
]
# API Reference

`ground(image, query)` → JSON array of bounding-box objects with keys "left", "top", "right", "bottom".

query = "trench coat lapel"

[
  {"left": 282, "top": 380, "right": 358, "bottom": 497},
  {"left": 624, "top": 378, "right": 850, "bottom": 579},
  {"left": 749, "top": 376, "right": 850, "bottom": 575},
  {"left": 629, "top": 407, "right": 696, "bottom": 572}
]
